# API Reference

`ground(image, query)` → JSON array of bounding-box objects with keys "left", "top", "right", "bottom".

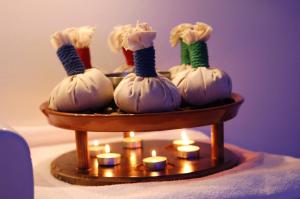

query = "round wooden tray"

[
  {"left": 40, "top": 93, "right": 244, "bottom": 185},
  {"left": 40, "top": 93, "right": 243, "bottom": 132},
  {"left": 51, "top": 140, "right": 239, "bottom": 186}
]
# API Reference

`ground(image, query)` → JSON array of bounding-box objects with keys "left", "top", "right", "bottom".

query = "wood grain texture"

[
  {"left": 211, "top": 122, "right": 224, "bottom": 163},
  {"left": 40, "top": 93, "right": 244, "bottom": 132},
  {"left": 123, "top": 132, "right": 130, "bottom": 138},
  {"left": 41, "top": 93, "right": 244, "bottom": 184},
  {"left": 75, "top": 131, "right": 90, "bottom": 170}
]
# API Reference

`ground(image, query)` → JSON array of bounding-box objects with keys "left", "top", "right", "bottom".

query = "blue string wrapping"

[
  {"left": 57, "top": 44, "right": 85, "bottom": 76},
  {"left": 134, "top": 46, "right": 157, "bottom": 77}
]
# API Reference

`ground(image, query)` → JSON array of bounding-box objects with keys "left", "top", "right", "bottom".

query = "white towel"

[{"left": 28, "top": 127, "right": 300, "bottom": 199}]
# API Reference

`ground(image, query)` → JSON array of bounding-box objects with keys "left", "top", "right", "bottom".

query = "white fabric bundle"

[
  {"left": 180, "top": 22, "right": 212, "bottom": 45},
  {"left": 172, "top": 22, "right": 232, "bottom": 106},
  {"left": 60, "top": 26, "right": 95, "bottom": 69},
  {"left": 108, "top": 24, "right": 135, "bottom": 73},
  {"left": 169, "top": 23, "right": 193, "bottom": 48},
  {"left": 108, "top": 24, "right": 134, "bottom": 53},
  {"left": 122, "top": 22, "right": 155, "bottom": 51},
  {"left": 114, "top": 22, "right": 181, "bottom": 113},
  {"left": 169, "top": 64, "right": 191, "bottom": 80},
  {"left": 168, "top": 23, "right": 193, "bottom": 80},
  {"left": 62, "top": 26, "right": 95, "bottom": 48},
  {"left": 49, "top": 32, "right": 113, "bottom": 112},
  {"left": 114, "top": 74, "right": 181, "bottom": 113},
  {"left": 173, "top": 67, "right": 232, "bottom": 105},
  {"left": 49, "top": 69, "right": 114, "bottom": 112}
]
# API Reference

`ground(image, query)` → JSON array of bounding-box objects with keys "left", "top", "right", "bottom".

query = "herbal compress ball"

[
  {"left": 63, "top": 26, "right": 95, "bottom": 69},
  {"left": 114, "top": 22, "right": 181, "bottom": 113},
  {"left": 108, "top": 24, "right": 135, "bottom": 73},
  {"left": 168, "top": 23, "right": 193, "bottom": 80},
  {"left": 49, "top": 32, "right": 113, "bottom": 112},
  {"left": 172, "top": 22, "right": 232, "bottom": 106}
]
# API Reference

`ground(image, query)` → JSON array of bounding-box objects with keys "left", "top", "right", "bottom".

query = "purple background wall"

[
  {"left": 184, "top": 0, "right": 300, "bottom": 157},
  {"left": 0, "top": 0, "right": 299, "bottom": 157},
  {"left": 172, "top": 0, "right": 300, "bottom": 157}
]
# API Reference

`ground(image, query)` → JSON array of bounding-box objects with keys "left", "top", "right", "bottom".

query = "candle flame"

[
  {"left": 151, "top": 150, "right": 157, "bottom": 157},
  {"left": 93, "top": 140, "right": 100, "bottom": 146},
  {"left": 181, "top": 131, "right": 190, "bottom": 145},
  {"left": 129, "top": 131, "right": 135, "bottom": 138},
  {"left": 105, "top": 144, "right": 110, "bottom": 153}
]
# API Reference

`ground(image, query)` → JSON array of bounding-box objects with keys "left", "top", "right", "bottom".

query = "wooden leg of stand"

[
  {"left": 211, "top": 122, "right": 224, "bottom": 164},
  {"left": 123, "top": 131, "right": 130, "bottom": 138},
  {"left": 75, "top": 130, "right": 90, "bottom": 170}
]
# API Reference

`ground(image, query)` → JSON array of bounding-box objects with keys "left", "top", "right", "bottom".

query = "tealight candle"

[
  {"left": 143, "top": 150, "right": 167, "bottom": 171},
  {"left": 97, "top": 144, "right": 121, "bottom": 166},
  {"left": 123, "top": 131, "right": 142, "bottom": 149},
  {"left": 177, "top": 145, "right": 200, "bottom": 159},
  {"left": 172, "top": 131, "right": 195, "bottom": 147},
  {"left": 89, "top": 140, "right": 104, "bottom": 157}
]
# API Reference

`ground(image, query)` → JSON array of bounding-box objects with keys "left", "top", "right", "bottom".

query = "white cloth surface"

[
  {"left": 15, "top": 125, "right": 122, "bottom": 148},
  {"left": 31, "top": 128, "right": 300, "bottom": 199}
]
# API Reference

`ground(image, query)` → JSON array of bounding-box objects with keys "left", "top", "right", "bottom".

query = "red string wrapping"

[
  {"left": 76, "top": 48, "right": 92, "bottom": 69},
  {"left": 122, "top": 48, "right": 134, "bottom": 66}
]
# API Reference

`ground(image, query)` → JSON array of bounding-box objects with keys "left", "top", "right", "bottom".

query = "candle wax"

[
  {"left": 143, "top": 156, "right": 167, "bottom": 171},
  {"left": 97, "top": 153, "right": 121, "bottom": 166},
  {"left": 177, "top": 145, "right": 200, "bottom": 159},
  {"left": 89, "top": 145, "right": 104, "bottom": 157},
  {"left": 172, "top": 139, "right": 195, "bottom": 147},
  {"left": 177, "top": 145, "right": 200, "bottom": 152},
  {"left": 123, "top": 137, "right": 142, "bottom": 149}
]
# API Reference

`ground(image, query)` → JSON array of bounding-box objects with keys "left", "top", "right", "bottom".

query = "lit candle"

[
  {"left": 123, "top": 131, "right": 142, "bottom": 149},
  {"left": 89, "top": 140, "right": 104, "bottom": 157},
  {"left": 172, "top": 131, "right": 195, "bottom": 147},
  {"left": 97, "top": 144, "right": 121, "bottom": 166},
  {"left": 143, "top": 150, "right": 167, "bottom": 171},
  {"left": 177, "top": 145, "right": 200, "bottom": 159}
]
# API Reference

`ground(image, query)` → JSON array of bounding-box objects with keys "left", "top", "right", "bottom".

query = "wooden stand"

[
  {"left": 41, "top": 93, "right": 244, "bottom": 185},
  {"left": 51, "top": 140, "right": 239, "bottom": 186},
  {"left": 123, "top": 132, "right": 131, "bottom": 138},
  {"left": 211, "top": 122, "right": 224, "bottom": 163},
  {"left": 75, "top": 131, "right": 90, "bottom": 170}
]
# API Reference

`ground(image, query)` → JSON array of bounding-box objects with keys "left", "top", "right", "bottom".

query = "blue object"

[
  {"left": 0, "top": 124, "right": 34, "bottom": 199},
  {"left": 57, "top": 44, "right": 85, "bottom": 76},
  {"left": 134, "top": 46, "right": 157, "bottom": 77}
]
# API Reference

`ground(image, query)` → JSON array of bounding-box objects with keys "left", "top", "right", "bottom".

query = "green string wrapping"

[
  {"left": 189, "top": 41, "right": 209, "bottom": 68},
  {"left": 180, "top": 40, "right": 190, "bottom": 65}
]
